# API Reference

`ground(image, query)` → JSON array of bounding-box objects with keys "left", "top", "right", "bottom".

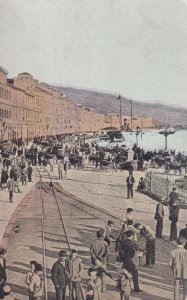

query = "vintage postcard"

[{"left": 0, "top": 1, "right": 187, "bottom": 299}]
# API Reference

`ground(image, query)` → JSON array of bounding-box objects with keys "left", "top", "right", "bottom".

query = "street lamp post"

[
  {"left": 27, "top": 127, "right": 29, "bottom": 146},
  {"left": 117, "top": 94, "right": 122, "bottom": 130},
  {"left": 130, "top": 99, "right": 133, "bottom": 130}
]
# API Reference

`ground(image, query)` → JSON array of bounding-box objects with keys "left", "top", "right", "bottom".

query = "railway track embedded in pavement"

[{"left": 35, "top": 167, "right": 175, "bottom": 300}]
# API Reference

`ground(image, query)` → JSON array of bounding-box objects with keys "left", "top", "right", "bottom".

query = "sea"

[{"left": 95, "top": 130, "right": 187, "bottom": 153}]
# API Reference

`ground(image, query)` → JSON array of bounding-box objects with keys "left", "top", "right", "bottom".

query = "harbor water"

[{"left": 96, "top": 130, "right": 187, "bottom": 152}]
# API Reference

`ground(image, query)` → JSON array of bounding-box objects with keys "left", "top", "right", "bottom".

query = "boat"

[
  {"left": 159, "top": 127, "right": 176, "bottom": 135},
  {"left": 97, "top": 134, "right": 110, "bottom": 141}
]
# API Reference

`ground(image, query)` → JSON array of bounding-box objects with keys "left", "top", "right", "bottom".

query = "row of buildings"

[{"left": 0, "top": 65, "right": 160, "bottom": 141}]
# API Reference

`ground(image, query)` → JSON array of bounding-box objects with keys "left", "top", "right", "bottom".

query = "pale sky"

[{"left": 0, "top": 0, "right": 187, "bottom": 107}]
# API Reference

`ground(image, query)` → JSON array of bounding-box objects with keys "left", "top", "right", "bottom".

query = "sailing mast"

[{"left": 130, "top": 99, "right": 133, "bottom": 130}]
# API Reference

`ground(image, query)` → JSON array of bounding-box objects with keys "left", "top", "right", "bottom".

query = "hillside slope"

[{"left": 58, "top": 87, "right": 187, "bottom": 126}]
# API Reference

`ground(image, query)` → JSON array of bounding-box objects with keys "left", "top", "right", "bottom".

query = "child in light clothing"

[
  {"left": 28, "top": 263, "right": 44, "bottom": 300},
  {"left": 26, "top": 261, "right": 38, "bottom": 300},
  {"left": 86, "top": 268, "right": 101, "bottom": 300},
  {"left": 117, "top": 268, "right": 132, "bottom": 300}
]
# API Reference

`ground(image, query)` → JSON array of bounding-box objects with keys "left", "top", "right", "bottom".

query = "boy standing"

[
  {"left": 25, "top": 260, "right": 38, "bottom": 300},
  {"left": 93, "top": 257, "right": 113, "bottom": 293},
  {"left": 117, "top": 268, "right": 132, "bottom": 300},
  {"left": 66, "top": 249, "right": 83, "bottom": 300},
  {"left": 29, "top": 264, "right": 44, "bottom": 300},
  {"left": 86, "top": 268, "right": 101, "bottom": 300}
]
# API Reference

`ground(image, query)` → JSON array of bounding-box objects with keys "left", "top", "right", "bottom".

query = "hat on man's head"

[
  {"left": 134, "top": 222, "right": 141, "bottom": 229},
  {"left": 71, "top": 248, "right": 78, "bottom": 254},
  {"left": 0, "top": 246, "right": 6, "bottom": 255},
  {"left": 127, "top": 208, "right": 133, "bottom": 213},
  {"left": 160, "top": 198, "right": 165, "bottom": 203},
  {"left": 125, "top": 229, "right": 134, "bottom": 238},
  {"left": 108, "top": 220, "right": 114, "bottom": 225},
  {"left": 88, "top": 267, "right": 97, "bottom": 276},
  {"left": 59, "top": 250, "right": 67, "bottom": 257}
]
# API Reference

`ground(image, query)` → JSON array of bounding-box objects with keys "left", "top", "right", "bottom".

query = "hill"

[{"left": 57, "top": 87, "right": 187, "bottom": 126}]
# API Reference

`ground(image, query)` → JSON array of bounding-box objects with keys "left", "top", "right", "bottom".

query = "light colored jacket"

[
  {"left": 58, "top": 162, "right": 63, "bottom": 171},
  {"left": 103, "top": 225, "right": 112, "bottom": 240},
  {"left": 169, "top": 246, "right": 187, "bottom": 279},
  {"left": 66, "top": 256, "right": 83, "bottom": 281},
  {"left": 87, "top": 277, "right": 101, "bottom": 300},
  {"left": 89, "top": 238, "right": 109, "bottom": 262},
  {"left": 29, "top": 273, "right": 44, "bottom": 297}
]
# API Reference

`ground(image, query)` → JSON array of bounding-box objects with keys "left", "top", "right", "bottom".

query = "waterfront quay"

[{"left": 1, "top": 163, "right": 187, "bottom": 300}]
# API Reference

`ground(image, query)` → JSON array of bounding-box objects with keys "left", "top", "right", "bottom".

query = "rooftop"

[{"left": 0, "top": 65, "right": 8, "bottom": 74}]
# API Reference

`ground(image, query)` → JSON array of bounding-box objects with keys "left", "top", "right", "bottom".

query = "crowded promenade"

[{"left": 0, "top": 135, "right": 187, "bottom": 300}]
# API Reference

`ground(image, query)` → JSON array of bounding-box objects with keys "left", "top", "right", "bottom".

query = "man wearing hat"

[
  {"left": 169, "top": 201, "right": 180, "bottom": 242},
  {"left": 66, "top": 249, "right": 83, "bottom": 300},
  {"left": 169, "top": 186, "right": 178, "bottom": 207},
  {"left": 119, "top": 229, "right": 142, "bottom": 293},
  {"left": 51, "top": 250, "right": 69, "bottom": 300},
  {"left": 0, "top": 246, "right": 7, "bottom": 296},
  {"left": 169, "top": 236, "right": 187, "bottom": 300},
  {"left": 154, "top": 199, "right": 165, "bottom": 238},
  {"left": 89, "top": 230, "right": 109, "bottom": 265},
  {"left": 126, "top": 174, "right": 135, "bottom": 199},
  {"left": 179, "top": 224, "right": 187, "bottom": 241}
]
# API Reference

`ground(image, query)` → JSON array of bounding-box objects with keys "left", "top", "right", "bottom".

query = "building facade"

[{"left": 0, "top": 66, "right": 159, "bottom": 141}]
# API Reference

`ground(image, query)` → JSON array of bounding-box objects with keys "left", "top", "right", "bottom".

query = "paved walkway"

[
  {"left": 0, "top": 141, "right": 37, "bottom": 245},
  {"left": 56, "top": 165, "right": 187, "bottom": 238},
  {"left": 3, "top": 168, "right": 177, "bottom": 300},
  {"left": 1, "top": 162, "right": 186, "bottom": 248},
  {"left": 1, "top": 163, "right": 187, "bottom": 299},
  {"left": 0, "top": 169, "right": 38, "bottom": 246}
]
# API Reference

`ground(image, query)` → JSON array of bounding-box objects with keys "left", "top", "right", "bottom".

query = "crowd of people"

[
  {"left": 1, "top": 202, "right": 187, "bottom": 300},
  {"left": 0, "top": 135, "right": 187, "bottom": 300}
]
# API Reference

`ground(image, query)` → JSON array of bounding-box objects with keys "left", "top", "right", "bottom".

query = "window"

[
  {"left": 0, "top": 87, "right": 4, "bottom": 96},
  {"left": 5, "top": 90, "right": 9, "bottom": 99}
]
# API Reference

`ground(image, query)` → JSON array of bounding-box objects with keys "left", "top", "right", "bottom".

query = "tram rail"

[
  {"left": 36, "top": 167, "right": 86, "bottom": 300},
  {"left": 35, "top": 166, "right": 175, "bottom": 300}
]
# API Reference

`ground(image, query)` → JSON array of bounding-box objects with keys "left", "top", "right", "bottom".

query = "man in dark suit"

[
  {"left": 119, "top": 230, "right": 142, "bottom": 293},
  {"left": 179, "top": 224, "right": 187, "bottom": 240},
  {"left": 51, "top": 250, "right": 69, "bottom": 300},
  {"left": 154, "top": 199, "right": 165, "bottom": 238},
  {"left": 169, "top": 202, "right": 180, "bottom": 242},
  {"left": 126, "top": 174, "right": 135, "bottom": 199},
  {"left": 169, "top": 186, "right": 178, "bottom": 207}
]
